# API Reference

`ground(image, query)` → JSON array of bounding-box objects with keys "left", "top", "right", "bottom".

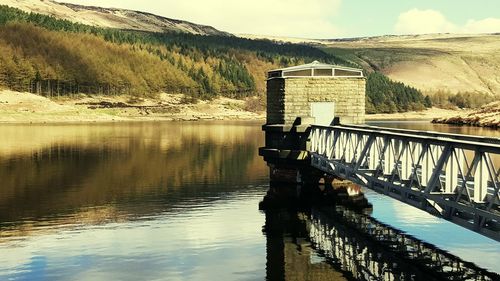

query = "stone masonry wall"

[
  {"left": 267, "top": 77, "right": 365, "bottom": 125},
  {"left": 266, "top": 78, "right": 286, "bottom": 124}
]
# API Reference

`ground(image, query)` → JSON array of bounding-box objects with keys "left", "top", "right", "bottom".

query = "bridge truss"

[{"left": 310, "top": 125, "right": 500, "bottom": 241}]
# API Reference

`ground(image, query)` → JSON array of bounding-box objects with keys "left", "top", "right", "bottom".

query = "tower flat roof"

[
  {"left": 269, "top": 60, "right": 362, "bottom": 72},
  {"left": 268, "top": 61, "right": 363, "bottom": 79}
]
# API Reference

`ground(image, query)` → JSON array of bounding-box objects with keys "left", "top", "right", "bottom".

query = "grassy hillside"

[
  {"left": 3, "top": 0, "right": 231, "bottom": 35},
  {"left": 0, "top": 5, "right": 431, "bottom": 114},
  {"left": 321, "top": 34, "right": 500, "bottom": 97}
]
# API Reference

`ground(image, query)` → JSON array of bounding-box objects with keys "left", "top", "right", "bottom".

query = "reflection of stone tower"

[
  {"left": 263, "top": 209, "right": 347, "bottom": 281},
  {"left": 264, "top": 210, "right": 286, "bottom": 281}
]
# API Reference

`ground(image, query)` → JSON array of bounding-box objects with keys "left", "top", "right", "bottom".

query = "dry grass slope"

[
  {"left": 321, "top": 34, "right": 500, "bottom": 96},
  {"left": 3, "top": 0, "right": 229, "bottom": 35}
]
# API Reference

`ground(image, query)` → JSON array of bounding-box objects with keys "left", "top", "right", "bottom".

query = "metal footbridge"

[{"left": 309, "top": 124, "right": 500, "bottom": 241}]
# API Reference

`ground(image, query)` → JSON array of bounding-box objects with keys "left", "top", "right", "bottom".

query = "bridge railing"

[{"left": 309, "top": 125, "right": 500, "bottom": 241}]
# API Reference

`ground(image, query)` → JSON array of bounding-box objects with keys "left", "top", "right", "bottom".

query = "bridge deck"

[{"left": 310, "top": 125, "right": 500, "bottom": 241}]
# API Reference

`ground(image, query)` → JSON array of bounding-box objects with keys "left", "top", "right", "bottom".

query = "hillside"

[
  {"left": 320, "top": 34, "right": 500, "bottom": 96},
  {"left": 0, "top": 5, "right": 345, "bottom": 98},
  {"left": 2, "top": 0, "right": 230, "bottom": 35},
  {"left": 1, "top": 1, "right": 498, "bottom": 118},
  {"left": 0, "top": 4, "right": 431, "bottom": 115}
]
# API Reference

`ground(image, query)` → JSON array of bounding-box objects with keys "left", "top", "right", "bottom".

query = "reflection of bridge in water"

[{"left": 263, "top": 205, "right": 499, "bottom": 281}]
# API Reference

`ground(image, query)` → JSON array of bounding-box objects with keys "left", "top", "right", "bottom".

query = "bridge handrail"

[
  {"left": 311, "top": 125, "right": 500, "bottom": 153},
  {"left": 343, "top": 124, "right": 500, "bottom": 145},
  {"left": 309, "top": 124, "right": 500, "bottom": 241}
]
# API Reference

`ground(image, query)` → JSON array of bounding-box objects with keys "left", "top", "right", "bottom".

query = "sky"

[{"left": 59, "top": 0, "right": 500, "bottom": 39}]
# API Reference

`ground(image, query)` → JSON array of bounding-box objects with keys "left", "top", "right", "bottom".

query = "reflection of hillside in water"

[{"left": 0, "top": 122, "right": 268, "bottom": 237}]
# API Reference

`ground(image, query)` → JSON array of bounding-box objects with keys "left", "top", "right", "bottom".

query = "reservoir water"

[{"left": 0, "top": 121, "right": 498, "bottom": 280}]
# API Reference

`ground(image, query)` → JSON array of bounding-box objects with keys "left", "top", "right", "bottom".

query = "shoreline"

[
  {"left": 0, "top": 114, "right": 266, "bottom": 124},
  {"left": 0, "top": 116, "right": 267, "bottom": 124},
  {"left": 0, "top": 90, "right": 481, "bottom": 125},
  {"left": 431, "top": 101, "right": 500, "bottom": 129},
  {"left": 0, "top": 90, "right": 265, "bottom": 124},
  {"left": 365, "top": 107, "right": 471, "bottom": 121}
]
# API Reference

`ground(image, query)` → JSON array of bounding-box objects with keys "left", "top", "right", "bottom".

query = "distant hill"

[
  {"left": 322, "top": 34, "right": 500, "bottom": 96},
  {"left": 2, "top": 0, "right": 231, "bottom": 36}
]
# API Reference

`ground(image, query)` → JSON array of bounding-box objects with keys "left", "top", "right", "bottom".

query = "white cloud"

[
  {"left": 60, "top": 0, "right": 343, "bottom": 38},
  {"left": 463, "top": 18, "right": 500, "bottom": 34},
  {"left": 395, "top": 8, "right": 500, "bottom": 35},
  {"left": 395, "top": 9, "right": 456, "bottom": 34}
]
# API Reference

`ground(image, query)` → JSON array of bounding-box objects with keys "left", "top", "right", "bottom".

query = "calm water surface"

[
  {"left": 0, "top": 120, "right": 499, "bottom": 280},
  {"left": 0, "top": 121, "right": 269, "bottom": 281}
]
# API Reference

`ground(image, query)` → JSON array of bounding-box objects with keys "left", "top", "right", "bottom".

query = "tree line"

[
  {"left": 430, "top": 89, "right": 497, "bottom": 109},
  {"left": 366, "top": 72, "right": 432, "bottom": 113}
]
